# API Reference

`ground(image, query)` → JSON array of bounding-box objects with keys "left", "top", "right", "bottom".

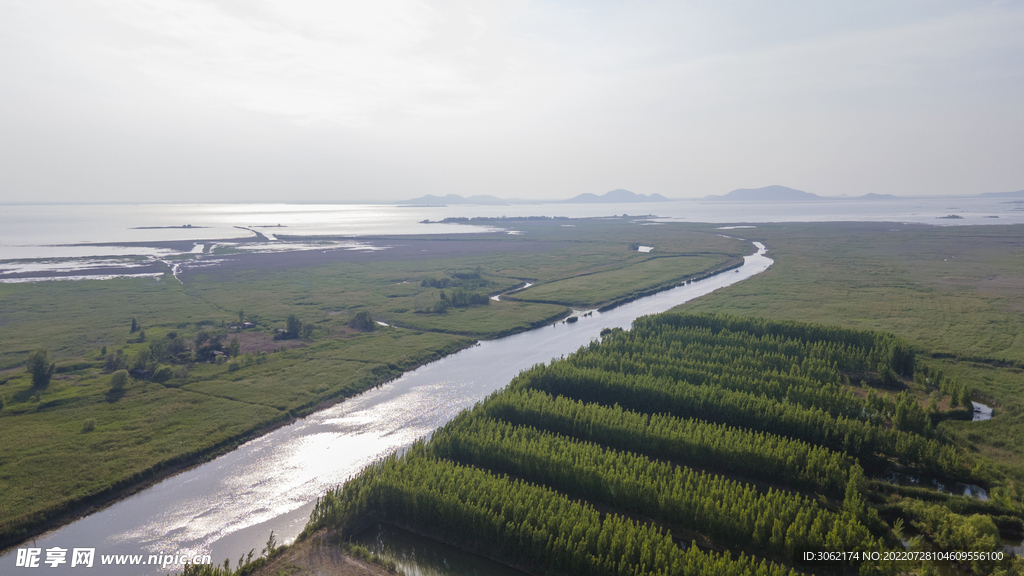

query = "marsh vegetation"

[{"left": 0, "top": 218, "right": 746, "bottom": 550}]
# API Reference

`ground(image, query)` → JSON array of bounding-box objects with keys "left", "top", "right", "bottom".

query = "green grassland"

[
  {"left": 510, "top": 254, "right": 729, "bottom": 307},
  {"left": 679, "top": 222, "right": 1024, "bottom": 480},
  {"left": 0, "top": 217, "right": 744, "bottom": 549}
]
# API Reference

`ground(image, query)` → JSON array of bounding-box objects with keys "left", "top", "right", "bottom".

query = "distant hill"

[
  {"left": 397, "top": 194, "right": 509, "bottom": 206},
  {"left": 565, "top": 189, "right": 669, "bottom": 203},
  {"left": 705, "top": 185, "right": 819, "bottom": 202},
  {"left": 854, "top": 193, "right": 898, "bottom": 201},
  {"left": 978, "top": 190, "right": 1024, "bottom": 198}
]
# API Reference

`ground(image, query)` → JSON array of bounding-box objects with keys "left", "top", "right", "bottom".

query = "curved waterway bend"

[{"left": 6, "top": 243, "right": 772, "bottom": 575}]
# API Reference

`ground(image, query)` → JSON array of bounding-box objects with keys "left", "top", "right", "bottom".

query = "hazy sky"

[{"left": 2, "top": 1, "right": 1022, "bottom": 202}]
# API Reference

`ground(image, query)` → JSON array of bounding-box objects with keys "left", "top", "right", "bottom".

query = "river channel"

[{"left": 3, "top": 243, "right": 772, "bottom": 575}]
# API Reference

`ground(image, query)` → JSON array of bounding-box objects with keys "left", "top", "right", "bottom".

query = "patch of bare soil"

[
  {"left": 0, "top": 366, "right": 24, "bottom": 378},
  {"left": 250, "top": 533, "right": 398, "bottom": 576}
]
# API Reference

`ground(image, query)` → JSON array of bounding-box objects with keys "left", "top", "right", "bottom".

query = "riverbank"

[
  {"left": 247, "top": 529, "right": 400, "bottom": 576},
  {"left": 0, "top": 336, "right": 475, "bottom": 552},
  {"left": 1, "top": 250, "right": 749, "bottom": 551},
  {"left": 0, "top": 219, "right": 754, "bottom": 565}
]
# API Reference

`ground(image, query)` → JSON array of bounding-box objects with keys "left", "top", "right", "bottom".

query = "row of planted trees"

[{"left": 296, "top": 312, "right": 1001, "bottom": 575}]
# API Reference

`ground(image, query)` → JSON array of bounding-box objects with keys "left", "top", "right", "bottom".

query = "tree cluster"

[
  {"left": 298, "top": 313, "right": 985, "bottom": 575},
  {"left": 349, "top": 311, "right": 377, "bottom": 332},
  {"left": 276, "top": 314, "right": 314, "bottom": 340}
]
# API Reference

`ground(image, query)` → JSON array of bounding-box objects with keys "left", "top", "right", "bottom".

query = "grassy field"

[
  {"left": 680, "top": 221, "right": 1024, "bottom": 480},
  {"left": 511, "top": 254, "right": 728, "bottom": 307},
  {"left": 0, "top": 217, "right": 743, "bottom": 549}
]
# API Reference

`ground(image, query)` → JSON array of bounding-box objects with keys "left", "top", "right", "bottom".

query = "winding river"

[{"left": 3, "top": 243, "right": 772, "bottom": 575}]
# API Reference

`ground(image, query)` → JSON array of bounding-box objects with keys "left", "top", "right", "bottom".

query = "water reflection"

[
  {"left": 352, "top": 524, "right": 528, "bottom": 576},
  {"left": 972, "top": 401, "right": 994, "bottom": 421},
  {"left": 1003, "top": 538, "right": 1024, "bottom": 557},
  {"left": 882, "top": 472, "right": 989, "bottom": 501}
]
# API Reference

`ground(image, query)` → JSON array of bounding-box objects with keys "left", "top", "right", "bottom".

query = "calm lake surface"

[
  {"left": 1, "top": 243, "right": 772, "bottom": 575},
  {"left": 2, "top": 196, "right": 1021, "bottom": 266}
]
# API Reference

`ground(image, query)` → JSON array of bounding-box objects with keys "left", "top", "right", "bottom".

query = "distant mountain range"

[
  {"left": 704, "top": 185, "right": 900, "bottom": 202},
  {"left": 399, "top": 186, "right": 1019, "bottom": 205}
]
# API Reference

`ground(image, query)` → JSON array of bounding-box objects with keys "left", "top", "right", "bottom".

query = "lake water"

[
  {"left": 0, "top": 243, "right": 772, "bottom": 575},
  {"left": 1, "top": 196, "right": 1021, "bottom": 279}
]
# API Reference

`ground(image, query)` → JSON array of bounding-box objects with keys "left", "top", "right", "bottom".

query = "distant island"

[
  {"left": 978, "top": 189, "right": 1024, "bottom": 198},
  {"left": 397, "top": 194, "right": 513, "bottom": 206},
  {"left": 130, "top": 225, "right": 206, "bottom": 229},
  {"left": 704, "top": 185, "right": 820, "bottom": 202},
  {"left": 563, "top": 189, "right": 668, "bottom": 203},
  {"left": 705, "top": 186, "right": 904, "bottom": 202}
]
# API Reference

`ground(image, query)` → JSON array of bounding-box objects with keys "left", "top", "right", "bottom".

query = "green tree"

[
  {"left": 130, "top": 317, "right": 139, "bottom": 333},
  {"left": 227, "top": 337, "right": 240, "bottom": 358},
  {"left": 877, "top": 362, "right": 898, "bottom": 386},
  {"left": 286, "top": 314, "right": 302, "bottom": 338},
  {"left": 109, "top": 369, "right": 129, "bottom": 391},
  {"left": 957, "top": 384, "right": 972, "bottom": 409},
  {"left": 349, "top": 311, "right": 377, "bottom": 332},
  {"left": 948, "top": 382, "right": 962, "bottom": 409},
  {"left": 152, "top": 365, "right": 174, "bottom": 383},
  {"left": 104, "top": 349, "right": 126, "bottom": 372},
  {"left": 26, "top": 348, "right": 56, "bottom": 389},
  {"left": 893, "top": 392, "right": 928, "bottom": 435}
]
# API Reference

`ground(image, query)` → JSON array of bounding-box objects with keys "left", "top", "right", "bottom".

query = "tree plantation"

[{"left": 298, "top": 313, "right": 1022, "bottom": 576}]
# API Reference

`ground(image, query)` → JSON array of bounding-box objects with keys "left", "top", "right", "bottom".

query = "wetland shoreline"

[
  {"left": 0, "top": 336, "right": 475, "bottom": 553},
  {"left": 0, "top": 237, "right": 757, "bottom": 555}
]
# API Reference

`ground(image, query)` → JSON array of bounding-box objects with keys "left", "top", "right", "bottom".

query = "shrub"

[
  {"left": 152, "top": 365, "right": 174, "bottom": 383},
  {"left": 82, "top": 419, "right": 96, "bottom": 433},
  {"left": 26, "top": 348, "right": 56, "bottom": 389},
  {"left": 104, "top": 350, "right": 127, "bottom": 372},
  {"left": 109, "top": 370, "right": 129, "bottom": 391},
  {"left": 287, "top": 314, "right": 302, "bottom": 337},
  {"left": 349, "top": 311, "right": 377, "bottom": 332},
  {"left": 174, "top": 365, "right": 191, "bottom": 382}
]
